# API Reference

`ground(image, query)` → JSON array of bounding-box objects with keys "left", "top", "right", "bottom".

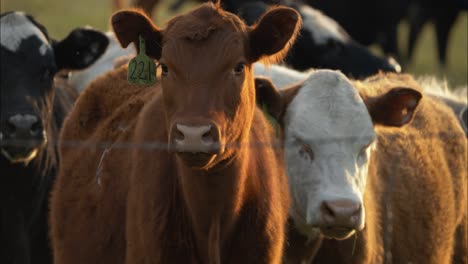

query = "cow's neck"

[
  {"left": 365, "top": 147, "right": 396, "bottom": 263},
  {"left": 350, "top": 154, "right": 386, "bottom": 263},
  {"left": 176, "top": 144, "right": 250, "bottom": 263}
]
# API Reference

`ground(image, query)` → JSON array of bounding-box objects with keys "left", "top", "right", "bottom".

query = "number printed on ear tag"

[{"left": 128, "top": 35, "right": 157, "bottom": 86}]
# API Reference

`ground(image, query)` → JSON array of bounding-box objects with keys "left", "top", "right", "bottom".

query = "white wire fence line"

[{"left": 1, "top": 132, "right": 465, "bottom": 150}]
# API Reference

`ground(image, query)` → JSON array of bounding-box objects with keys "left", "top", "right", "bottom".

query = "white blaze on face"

[
  {"left": 283, "top": 70, "right": 375, "bottom": 237},
  {"left": 0, "top": 12, "right": 50, "bottom": 55},
  {"left": 298, "top": 5, "right": 350, "bottom": 45}
]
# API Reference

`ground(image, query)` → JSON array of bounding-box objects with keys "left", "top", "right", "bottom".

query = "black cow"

[
  {"left": 0, "top": 12, "right": 108, "bottom": 264},
  {"left": 304, "top": 0, "right": 409, "bottom": 61},
  {"left": 238, "top": 1, "right": 401, "bottom": 79}
]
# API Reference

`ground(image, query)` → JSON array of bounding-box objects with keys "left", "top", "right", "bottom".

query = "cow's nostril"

[
  {"left": 30, "top": 121, "right": 42, "bottom": 136},
  {"left": 5, "top": 121, "right": 16, "bottom": 135},
  {"left": 321, "top": 202, "right": 336, "bottom": 222},
  {"left": 202, "top": 131, "right": 212, "bottom": 141},
  {"left": 174, "top": 128, "right": 185, "bottom": 141},
  {"left": 325, "top": 204, "right": 335, "bottom": 217}
]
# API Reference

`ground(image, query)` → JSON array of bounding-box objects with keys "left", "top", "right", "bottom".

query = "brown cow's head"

[{"left": 112, "top": 3, "right": 301, "bottom": 169}]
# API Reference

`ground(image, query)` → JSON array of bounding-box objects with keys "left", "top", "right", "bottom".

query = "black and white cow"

[
  {"left": 0, "top": 12, "right": 108, "bottom": 264},
  {"left": 238, "top": 1, "right": 401, "bottom": 79},
  {"left": 67, "top": 31, "right": 135, "bottom": 92},
  {"left": 304, "top": 0, "right": 409, "bottom": 61}
]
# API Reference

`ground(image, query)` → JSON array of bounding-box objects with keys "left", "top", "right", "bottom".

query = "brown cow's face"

[
  {"left": 161, "top": 29, "right": 254, "bottom": 168},
  {"left": 112, "top": 3, "right": 301, "bottom": 169}
]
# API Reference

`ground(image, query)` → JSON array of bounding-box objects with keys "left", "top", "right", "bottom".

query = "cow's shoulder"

[{"left": 60, "top": 65, "right": 156, "bottom": 152}]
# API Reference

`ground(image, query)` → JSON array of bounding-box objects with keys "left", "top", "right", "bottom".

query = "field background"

[{"left": 2, "top": 0, "right": 467, "bottom": 88}]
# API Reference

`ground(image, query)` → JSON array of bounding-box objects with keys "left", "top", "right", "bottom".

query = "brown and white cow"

[
  {"left": 50, "top": 2, "right": 301, "bottom": 264},
  {"left": 255, "top": 70, "right": 467, "bottom": 263}
]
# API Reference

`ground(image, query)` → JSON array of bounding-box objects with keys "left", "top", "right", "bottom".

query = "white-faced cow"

[
  {"left": 0, "top": 12, "right": 108, "bottom": 264},
  {"left": 254, "top": 64, "right": 467, "bottom": 263}
]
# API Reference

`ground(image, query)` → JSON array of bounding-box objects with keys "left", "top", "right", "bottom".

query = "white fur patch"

[
  {"left": 0, "top": 12, "right": 50, "bottom": 54},
  {"left": 68, "top": 31, "right": 136, "bottom": 92},
  {"left": 299, "top": 5, "right": 350, "bottom": 45},
  {"left": 39, "top": 44, "right": 48, "bottom": 55}
]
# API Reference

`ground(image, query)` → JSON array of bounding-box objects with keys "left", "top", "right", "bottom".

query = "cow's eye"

[
  {"left": 160, "top": 63, "right": 169, "bottom": 76},
  {"left": 298, "top": 141, "right": 314, "bottom": 161},
  {"left": 233, "top": 63, "right": 245, "bottom": 75}
]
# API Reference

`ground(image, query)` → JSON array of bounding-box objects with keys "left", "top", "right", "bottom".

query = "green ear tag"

[{"left": 127, "top": 35, "right": 157, "bottom": 86}]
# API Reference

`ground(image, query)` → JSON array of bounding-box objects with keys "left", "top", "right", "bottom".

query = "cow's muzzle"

[
  {"left": 169, "top": 121, "right": 223, "bottom": 168},
  {"left": 319, "top": 199, "right": 364, "bottom": 240},
  {"left": 1, "top": 114, "right": 45, "bottom": 163}
]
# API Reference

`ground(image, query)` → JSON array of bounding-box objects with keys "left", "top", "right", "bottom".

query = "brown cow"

[
  {"left": 50, "top": 2, "right": 301, "bottom": 264},
  {"left": 256, "top": 72, "right": 467, "bottom": 263}
]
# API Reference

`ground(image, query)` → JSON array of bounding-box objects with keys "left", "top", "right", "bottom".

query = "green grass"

[{"left": 2, "top": 0, "right": 467, "bottom": 87}]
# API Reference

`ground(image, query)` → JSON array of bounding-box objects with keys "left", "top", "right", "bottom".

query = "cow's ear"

[
  {"left": 255, "top": 77, "right": 301, "bottom": 124},
  {"left": 111, "top": 10, "right": 162, "bottom": 60},
  {"left": 255, "top": 77, "right": 283, "bottom": 120},
  {"left": 247, "top": 7, "right": 301, "bottom": 63},
  {"left": 278, "top": 84, "right": 301, "bottom": 120},
  {"left": 53, "top": 28, "right": 109, "bottom": 70},
  {"left": 364, "top": 87, "right": 422, "bottom": 127}
]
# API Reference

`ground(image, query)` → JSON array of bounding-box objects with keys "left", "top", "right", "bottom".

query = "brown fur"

[
  {"left": 50, "top": 65, "right": 155, "bottom": 264},
  {"left": 51, "top": 3, "right": 301, "bottom": 264},
  {"left": 310, "top": 73, "right": 467, "bottom": 263}
]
